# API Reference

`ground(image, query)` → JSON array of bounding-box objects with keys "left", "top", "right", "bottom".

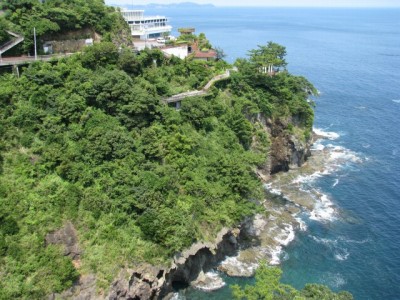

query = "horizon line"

[{"left": 109, "top": 3, "right": 400, "bottom": 8}]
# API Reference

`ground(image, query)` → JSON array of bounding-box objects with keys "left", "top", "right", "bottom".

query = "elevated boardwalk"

[
  {"left": 0, "top": 54, "right": 72, "bottom": 67},
  {"left": 163, "top": 68, "right": 235, "bottom": 105}
]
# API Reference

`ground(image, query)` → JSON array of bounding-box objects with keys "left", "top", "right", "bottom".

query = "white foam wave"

[
  {"left": 274, "top": 224, "right": 295, "bottom": 246},
  {"left": 328, "top": 145, "right": 363, "bottom": 164},
  {"left": 311, "top": 235, "right": 338, "bottom": 246},
  {"left": 332, "top": 179, "right": 339, "bottom": 187},
  {"left": 292, "top": 172, "right": 323, "bottom": 185},
  {"left": 264, "top": 183, "right": 282, "bottom": 195},
  {"left": 334, "top": 248, "right": 350, "bottom": 261},
  {"left": 264, "top": 223, "right": 297, "bottom": 266},
  {"left": 269, "top": 245, "right": 283, "bottom": 265},
  {"left": 313, "top": 128, "right": 340, "bottom": 140},
  {"left": 192, "top": 271, "right": 226, "bottom": 291},
  {"left": 219, "top": 256, "right": 258, "bottom": 276},
  {"left": 170, "top": 292, "right": 185, "bottom": 300},
  {"left": 392, "top": 99, "right": 400, "bottom": 103},
  {"left": 339, "top": 237, "right": 371, "bottom": 244},
  {"left": 295, "top": 217, "right": 307, "bottom": 231},
  {"left": 311, "top": 142, "right": 325, "bottom": 151},
  {"left": 310, "top": 194, "right": 337, "bottom": 222}
]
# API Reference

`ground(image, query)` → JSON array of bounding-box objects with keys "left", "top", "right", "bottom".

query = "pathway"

[
  {"left": 163, "top": 68, "right": 236, "bottom": 104},
  {"left": 0, "top": 53, "right": 73, "bottom": 67}
]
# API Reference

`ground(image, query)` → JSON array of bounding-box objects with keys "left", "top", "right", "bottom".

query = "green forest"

[
  {"left": 0, "top": 0, "right": 129, "bottom": 52},
  {"left": 0, "top": 42, "right": 315, "bottom": 298}
]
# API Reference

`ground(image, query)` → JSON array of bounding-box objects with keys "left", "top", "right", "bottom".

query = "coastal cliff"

[
  {"left": 0, "top": 6, "right": 316, "bottom": 294},
  {"left": 50, "top": 113, "right": 314, "bottom": 300},
  {"left": 268, "top": 116, "right": 312, "bottom": 174}
]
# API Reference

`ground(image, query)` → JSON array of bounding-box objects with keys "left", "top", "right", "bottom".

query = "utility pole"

[{"left": 34, "top": 27, "right": 37, "bottom": 60}]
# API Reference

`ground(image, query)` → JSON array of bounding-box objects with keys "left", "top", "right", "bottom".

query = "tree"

[
  {"left": 232, "top": 261, "right": 297, "bottom": 300},
  {"left": 232, "top": 261, "right": 353, "bottom": 300},
  {"left": 215, "top": 46, "right": 227, "bottom": 60},
  {"left": 0, "top": 18, "right": 10, "bottom": 44},
  {"left": 248, "top": 42, "right": 287, "bottom": 74}
]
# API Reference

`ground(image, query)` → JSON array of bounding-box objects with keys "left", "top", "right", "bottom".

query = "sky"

[{"left": 105, "top": 0, "right": 400, "bottom": 7}]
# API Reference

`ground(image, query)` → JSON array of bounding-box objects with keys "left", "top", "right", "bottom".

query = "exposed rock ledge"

[
  {"left": 108, "top": 227, "right": 241, "bottom": 299},
  {"left": 54, "top": 227, "right": 241, "bottom": 299}
]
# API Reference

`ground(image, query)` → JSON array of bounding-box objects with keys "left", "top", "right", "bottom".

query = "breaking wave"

[
  {"left": 192, "top": 271, "right": 226, "bottom": 291},
  {"left": 313, "top": 127, "right": 340, "bottom": 140}
]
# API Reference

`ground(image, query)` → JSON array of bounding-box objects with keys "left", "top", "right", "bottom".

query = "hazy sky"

[{"left": 105, "top": 0, "right": 400, "bottom": 7}]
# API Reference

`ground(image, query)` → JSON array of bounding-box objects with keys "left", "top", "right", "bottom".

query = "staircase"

[{"left": 0, "top": 31, "right": 24, "bottom": 54}]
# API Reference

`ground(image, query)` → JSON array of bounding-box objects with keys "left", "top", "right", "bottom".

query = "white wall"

[{"left": 161, "top": 45, "right": 188, "bottom": 59}]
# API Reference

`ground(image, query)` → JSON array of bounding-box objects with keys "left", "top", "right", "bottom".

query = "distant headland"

[{"left": 108, "top": 2, "right": 215, "bottom": 10}]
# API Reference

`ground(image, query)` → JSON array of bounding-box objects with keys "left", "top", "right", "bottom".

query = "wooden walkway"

[{"left": 163, "top": 68, "right": 235, "bottom": 104}]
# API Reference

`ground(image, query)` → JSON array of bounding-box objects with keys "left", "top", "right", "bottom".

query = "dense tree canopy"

[
  {"left": 0, "top": 35, "right": 317, "bottom": 298},
  {"left": 0, "top": 0, "right": 130, "bottom": 53},
  {"left": 0, "top": 18, "right": 11, "bottom": 44},
  {"left": 248, "top": 41, "right": 288, "bottom": 72}
]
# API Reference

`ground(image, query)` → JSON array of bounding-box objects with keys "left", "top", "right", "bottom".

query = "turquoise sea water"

[{"left": 142, "top": 6, "right": 400, "bottom": 299}]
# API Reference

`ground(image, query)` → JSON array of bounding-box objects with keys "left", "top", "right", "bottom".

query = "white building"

[{"left": 121, "top": 10, "right": 172, "bottom": 40}]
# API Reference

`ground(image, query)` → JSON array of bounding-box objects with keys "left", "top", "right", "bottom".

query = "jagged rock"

[
  {"left": 45, "top": 221, "right": 81, "bottom": 260},
  {"left": 105, "top": 228, "right": 240, "bottom": 299},
  {"left": 266, "top": 117, "right": 312, "bottom": 174},
  {"left": 165, "top": 227, "right": 238, "bottom": 290},
  {"left": 108, "top": 264, "right": 166, "bottom": 300}
]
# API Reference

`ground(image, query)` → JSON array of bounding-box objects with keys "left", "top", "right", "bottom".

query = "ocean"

[{"left": 140, "top": 6, "right": 400, "bottom": 299}]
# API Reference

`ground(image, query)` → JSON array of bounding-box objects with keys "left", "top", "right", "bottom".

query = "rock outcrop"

[
  {"left": 108, "top": 264, "right": 166, "bottom": 300},
  {"left": 105, "top": 227, "right": 240, "bottom": 300},
  {"left": 265, "top": 115, "right": 312, "bottom": 175},
  {"left": 45, "top": 221, "right": 81, "bottom": 260}
]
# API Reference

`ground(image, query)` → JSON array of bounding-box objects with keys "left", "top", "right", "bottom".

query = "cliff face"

[
  {"left": 108, "top": 228, "right": 240, "bottom": 300},
  {"left": 255, "top": 113, "right": 312, "bottom": 177},
  {"left": 268, "top": 116, "right": 312, "bottom": 174}
]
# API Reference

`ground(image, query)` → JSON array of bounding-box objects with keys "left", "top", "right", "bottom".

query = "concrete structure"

[
  {"left": 163, "top": 69, "right": 234, "bottom": 109},
  {"left": 121, "top": 10, "right": 172, "bottom": 40},
  {"left": 0, "top": 31, "right": 24, "bottom": 58},
  {"left": 161, "top": 44, "right": 189, "bottom": 59},
  {"left": 178, "top": 28, "right": 195, "bottom": 35},
  {"left": 43, "top": 38, "right": 93, "bottom": 54}
]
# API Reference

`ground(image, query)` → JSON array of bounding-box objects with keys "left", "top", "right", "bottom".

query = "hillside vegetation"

[
  {"left": 0, "top": 0, "right": 130, "bottom": 53},
  {"left": 0, "top": 40, "right": 316, "bottom": 297}
]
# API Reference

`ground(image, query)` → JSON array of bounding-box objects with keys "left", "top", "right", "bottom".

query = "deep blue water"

[{"left": 141, "top": 6, "right": 400, "bottom": 299}]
